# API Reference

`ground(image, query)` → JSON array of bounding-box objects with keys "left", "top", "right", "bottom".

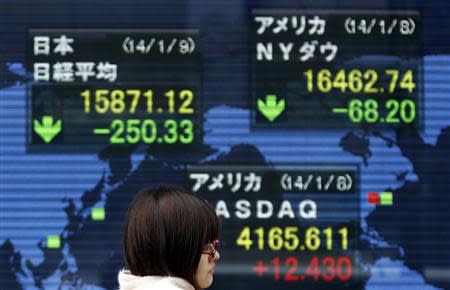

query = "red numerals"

[
  {"left": 253, "top": 256, "right": 352, "bottom": 282},
  {"left": 285, "top": 257, "right": 300, "bottom": 281}
]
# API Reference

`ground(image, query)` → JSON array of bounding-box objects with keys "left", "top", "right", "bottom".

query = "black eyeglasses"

[{"left": 202, "top": 240, "right": 219, "bottom": 259}]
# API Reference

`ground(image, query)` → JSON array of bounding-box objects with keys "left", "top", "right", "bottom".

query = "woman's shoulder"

[{"left": 118, "top": 269, "right": 195, "bottom": 290}]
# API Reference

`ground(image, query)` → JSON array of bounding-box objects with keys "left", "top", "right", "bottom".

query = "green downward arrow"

[
  {"left": 33, "top": 116, "right": 62, "bottom": 143},
  {"left": 257, "top": 95, "right": 285, "bottom": 122}
]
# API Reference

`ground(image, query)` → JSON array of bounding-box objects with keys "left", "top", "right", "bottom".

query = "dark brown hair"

[{"left": 123, "top": 185, "right": 220, "bottom": 289}]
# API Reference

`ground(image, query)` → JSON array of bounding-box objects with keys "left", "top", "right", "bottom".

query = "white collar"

[{"left": 118, "top": 269, "right": 195, "bottom": 290}]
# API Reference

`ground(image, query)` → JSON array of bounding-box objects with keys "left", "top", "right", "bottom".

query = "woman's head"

[{"left": 123, "top": 186, "right": 220, "bottom": 289}]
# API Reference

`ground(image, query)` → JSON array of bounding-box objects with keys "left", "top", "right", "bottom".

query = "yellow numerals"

[
  {"left": 236, "top": 226, "right": 348, "bottom": 251},
  {"left": 81, "top": 89, "right": 194, "bottom": 114},
  {"left": 304, "top": 69, "right": 415, "bottom": 94}
]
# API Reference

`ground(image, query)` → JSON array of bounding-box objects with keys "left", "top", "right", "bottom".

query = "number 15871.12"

[{"left": 80, "top": 89, "right": 195, "bottom": 114}]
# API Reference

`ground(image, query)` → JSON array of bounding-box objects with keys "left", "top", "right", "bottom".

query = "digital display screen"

[{"left": 1, "top": 1, "right": 449, "bottom": 290}]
